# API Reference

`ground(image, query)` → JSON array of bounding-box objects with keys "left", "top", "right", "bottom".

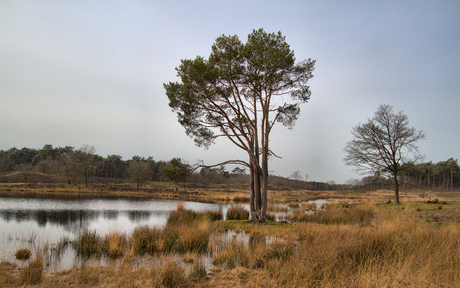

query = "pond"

[{"left": 0, "top": 195, "right": 237, "bottom": 271}]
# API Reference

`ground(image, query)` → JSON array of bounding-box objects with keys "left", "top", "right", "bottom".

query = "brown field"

[{"left": 1, "top": 172, "right": 460, "bottom": 287}]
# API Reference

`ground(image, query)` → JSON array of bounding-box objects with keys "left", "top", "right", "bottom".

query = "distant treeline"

[
  {"left": 346, "top": 158, "right": 460, "bottom": 192},
  {"left": 1, "top": 144, "right": 458, "bottom": 191}
]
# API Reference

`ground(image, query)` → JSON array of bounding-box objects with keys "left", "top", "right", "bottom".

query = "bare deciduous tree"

[
  {"left": 17, "top": 163, "right": 33, "bottom": 183},
  {"left": 128, "top": 161, "right": 151, "bottom": 188},
  {"left": 74, "top": 145, "right": 96, "bottom": 187},
  {"left": 343, "top": 104, "right": 425, "bottom": 204}
]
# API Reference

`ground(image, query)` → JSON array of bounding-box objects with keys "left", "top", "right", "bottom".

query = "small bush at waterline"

[
  {"left": 226, "top": 205, "right": 250, "bottom": 220},
  {"left": 167, "top": 207, "right": 222, "bottom": 226},
  {"left": 15, "top": 248, "right": 31, "bottom": 260}
]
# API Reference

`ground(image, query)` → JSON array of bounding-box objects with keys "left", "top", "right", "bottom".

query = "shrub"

[
  {"left": 167, "top": 208, "right": 198, "bottom": 226},
  {"left": 226, "top": 205, "right": 250, "bottom": 220},
  {"left": 15, "top": 248, "right": 31, "bottom": 261}
]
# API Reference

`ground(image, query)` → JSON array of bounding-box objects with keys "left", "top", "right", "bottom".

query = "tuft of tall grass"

[
  {"left": 158, "top": 258, "right": 187, "bottom": 288},
  {"left": 188, "top": 260, "right": 207, "bottom": 281},
  {"left": 130, "top": 225, "right": 163, "bottom": 255},
  {"left": 226, "top": 205, "right": 250, "bottom": 220},
  {"left": 103, "top": 231, "right": 126, "bottom": 259},
  {"left": 19, "top": 257, "right": 43, "bottom": 285},
  {"left": 73, "top": 230, "right": 102, "bottom": 257}
]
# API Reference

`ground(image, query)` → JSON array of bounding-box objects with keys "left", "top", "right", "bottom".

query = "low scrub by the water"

[
  {"left": 167, "top": 206, "right": 222, "bottom": 226},
  {"left": 226, "top": 205, "right": 249, "bottom": 220},
  {"left": 71, "top": 208, "right": 218, "bottom": 259},
  {"left": 2, "top": 199, "right": 460, "bottom": 287},
  {"left": 15, "top": 248, "right": 31, "bottom": 261}
]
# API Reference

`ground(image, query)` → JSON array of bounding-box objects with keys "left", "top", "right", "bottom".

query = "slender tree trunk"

[
  {"left": 254, "top": 164, "right": 262, "bottom": 220},
  {"left": 419, "top": 172, "right": 422, "bottom": 190},
  {"left": 394, "top": 171, "right": 400, "bottom": 204},
  {"left": 261, "top": 143, "right": 269, "bottom": 220},
  {"left": 249, "top": 163, "right": 255, "bottom": 218}
]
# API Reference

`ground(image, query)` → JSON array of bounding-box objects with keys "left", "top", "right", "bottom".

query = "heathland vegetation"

[
  {"left": 1, "top": 193, "right": 460, "bottom": 287},
  {"left": 1, "top": 149, "right": 460, "bottom": 287}
]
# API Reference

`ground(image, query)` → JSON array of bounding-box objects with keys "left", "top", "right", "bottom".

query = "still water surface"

[{"left": 0, "top": 195, "right": 235, "bottom": 270}]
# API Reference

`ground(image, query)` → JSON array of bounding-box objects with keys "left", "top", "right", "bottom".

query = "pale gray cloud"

[{"left": 1, "top": 1, "right": 459, "bottom": 183}]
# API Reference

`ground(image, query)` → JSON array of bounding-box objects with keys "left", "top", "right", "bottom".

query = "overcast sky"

[{"left": 1, "top": 1, "right": 459, "bottom": 183}]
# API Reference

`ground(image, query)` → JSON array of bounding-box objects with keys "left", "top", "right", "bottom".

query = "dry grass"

[
  {"left": 213, "top": 210, "right": 460, "bottom": 287},
  {"left": 188, "top": 260, "right": 207, "bottom": 281},
  {"left": 0, "top": 261, "right": 17, "bottom": 286},
  {"left": 1, "top": 206, "right": 460, "bottom": 287},
  {"left": 302, "top": 202, "right": 316, "bottom": 212},
  {"left": 287, "top": 202, "right": 299, "bottom": 209},
  {"left": 267, "top": 204, "right": 289, "bottom": 213},
  {"left": 290, "top": 203, "right": 376, "bottom": 224},
  {"left": 158, "top": 258, "right": 187, "bottom": 288},
  {"left": 19, "top": 257, "right": 43, "bottom": 285},
  {"left": 73, "top": 230, "right": 102, "bottom": 257},
  {"left": 103, "top": 231, "right": 126, "bottom": 259},
  {"left": 1, "top": 182, "right": 460, "bottom": 287}
]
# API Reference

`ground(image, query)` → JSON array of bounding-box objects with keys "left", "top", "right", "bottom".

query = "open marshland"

[{"left": 1, "top": 183, "right": 460, "bottom": 287}]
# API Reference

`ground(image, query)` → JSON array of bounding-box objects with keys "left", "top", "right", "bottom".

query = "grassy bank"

[
  {"left": 1, "top": 200, "right": 460, "bottom": 287},
  {"left": 2, "top": 179, "right": 456, "bottom": 206}
]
